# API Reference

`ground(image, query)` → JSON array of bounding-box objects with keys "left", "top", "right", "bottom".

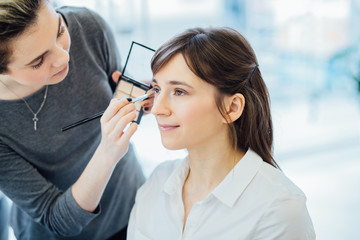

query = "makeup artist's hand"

[
  {"left": 71, "top": 97, "right": 137, "bottom": 213},
  {"left": 98, "top": 98, "right": 138, "bottom": 165},
  {"left": 141, "top": 88, "right": 155, "bottom": 114}
]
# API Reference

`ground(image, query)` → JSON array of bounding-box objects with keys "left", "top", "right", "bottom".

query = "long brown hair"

[
  {"left": 151, "top": 27, "right": 279, "bottom": 168},
  {"left": 0, "top": 0, "right": 44, "bottom": 73}
]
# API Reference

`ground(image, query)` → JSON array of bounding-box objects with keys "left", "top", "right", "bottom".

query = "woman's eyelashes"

[
  {"left": 151, "top": 84, "right": 187, "bottom": 96},
  {"left": 152, "top": 85, "right": 161, "bottom": 94},
  {"left": 174, "top": 88, "right": 187, "bottom": 96},
  {"left": 32, "top": 57, "right": 45, "bottom": 69}
]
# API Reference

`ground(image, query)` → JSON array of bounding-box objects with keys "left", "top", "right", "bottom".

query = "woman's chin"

[{"left": 161, "top": 139, "right": 184, "bottom": 151}]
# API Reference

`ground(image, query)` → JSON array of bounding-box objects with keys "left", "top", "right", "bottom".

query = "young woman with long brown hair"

[{"left": 127, "top": 27, "right": 315, "bottom": 239}]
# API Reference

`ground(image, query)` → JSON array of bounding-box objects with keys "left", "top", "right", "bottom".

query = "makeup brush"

[{"left": 61, "top": 91, "right": 155, "bottom": 132}]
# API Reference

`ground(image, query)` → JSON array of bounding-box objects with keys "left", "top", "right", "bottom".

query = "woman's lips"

[
  {"left": 53, "top": 64, "right": 68, "bottom": 77},
  {"left": 158, "top": 124, "right": 180, "bottom": 131}
]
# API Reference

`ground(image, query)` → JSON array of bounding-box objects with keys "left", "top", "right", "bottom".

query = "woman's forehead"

[{"left": 9, "top": 3, "right": 59, "bottom": 66}]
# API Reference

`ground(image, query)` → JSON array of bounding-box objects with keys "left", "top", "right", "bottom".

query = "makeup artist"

[{"left": 0, "top": 0, "right": 144, "bottom": 239}]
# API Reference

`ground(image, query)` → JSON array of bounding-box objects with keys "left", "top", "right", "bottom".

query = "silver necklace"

[{"left": 0, "top": 80, "right": 48, "bottom": 131}]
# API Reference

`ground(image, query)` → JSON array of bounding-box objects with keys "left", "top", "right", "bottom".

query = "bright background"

[{"left": 8, "top": 0, "right": 360, "bottom": 239}]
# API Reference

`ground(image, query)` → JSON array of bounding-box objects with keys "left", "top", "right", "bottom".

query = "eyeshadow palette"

[{"left": 114, "top": 41, "right": 155, "bottom": 124}]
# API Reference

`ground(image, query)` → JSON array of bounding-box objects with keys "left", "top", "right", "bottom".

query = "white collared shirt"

[{"left": 127, "top": 149, "right": 315, "bottom": 240}]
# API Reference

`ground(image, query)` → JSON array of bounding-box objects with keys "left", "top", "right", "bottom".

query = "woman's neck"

[
  {"left": 0, "top": 76, "right": 45, "bottom": 100},
  {"left": 181, "top": 140, "right": 245, "bottom": 228},
  {"left": 186, "top": 145, "right": 245, "bottom": 191}
]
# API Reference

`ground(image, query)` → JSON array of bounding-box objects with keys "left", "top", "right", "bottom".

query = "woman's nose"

[
  {"left": 52, "top": 47, "right": 69, "bottom": 68},
  {"left": 151, "top": 92, "right": 171, "bottom": 116}
]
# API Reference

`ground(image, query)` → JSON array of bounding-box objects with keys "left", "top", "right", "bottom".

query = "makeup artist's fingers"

[
  {"left": 110, "top": 111, "right": 137, "bottom": 138},
  {"left": 110, "top": 121, "right": 138, "bottom": 161},
  {"left": 97, "top": 112, "right": 137, "bottom": 165},
  {"left": 141, "top": 98, "right": 153, "bottom": 114},
  {"left": 106, "top": 102, "right": 136, "bottom": 129},
  {"left": 111, "top": 71, "right": 122, "bottom": 84},
  {"left": 101, "top": 98, "right": 136, "bottom": 130},
  {"left": 101, "top": 98, "right": 131, "bottom": 123},
  {"left": 141, "top": 88, "right": 155, "bottom": 114},
  {"left": 120, "top": 122, "right": 138, "bottom": 142}
]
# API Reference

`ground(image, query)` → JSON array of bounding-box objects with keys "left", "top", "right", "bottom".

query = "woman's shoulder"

[
  {"left": 57, "top": 6, "right": 107, "bottom": 34},
  {"left": 257, "top": 162, "right": 306, "bottom": 201},
  {"left": 57, "top": 6, "right": 91, "bottom": 20},
  {"left": 242, "top": 150, "right": 305, "bottom": 200},
  {"left": 254, "top": 164, "right": 315, "bottom": 239},
  {"left": 57, "top": 6, "right": 119, "bottom": 73}
]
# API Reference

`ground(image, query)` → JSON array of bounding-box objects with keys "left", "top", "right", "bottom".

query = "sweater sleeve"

[{"left": 0, "top": 139, "right": 99, "bottom": 237}]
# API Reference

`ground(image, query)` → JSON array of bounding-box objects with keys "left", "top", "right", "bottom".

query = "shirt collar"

[
  {"left": 163, "top": 157, "right": 190, "bottom": 195},
  {"left": 162, "top": 150, "right": 264, "bottom": 207},
  {"left": 211, "top": 149, "right": 263, "bottom": 207}
]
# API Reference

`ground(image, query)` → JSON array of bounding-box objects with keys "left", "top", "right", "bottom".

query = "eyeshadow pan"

[
  {"left": 118, "top": 80, "right": 133, "bottom": 94},
  {"left": 114, "top": 90, "right": 130, "bottom": 100},
  {"left": 131, "top": 86, "right": 146, "bottom": 98}
]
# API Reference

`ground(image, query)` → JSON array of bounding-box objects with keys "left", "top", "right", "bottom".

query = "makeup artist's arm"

[{"left": 71, "top": 99, "right": 138, "bottom": 212}]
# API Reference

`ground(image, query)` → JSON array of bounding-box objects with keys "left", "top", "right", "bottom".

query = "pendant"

[{"left": 33, "top": 114, "right": 38, "bottom": 131}]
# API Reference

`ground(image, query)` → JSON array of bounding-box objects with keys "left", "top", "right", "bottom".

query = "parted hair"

[
  {"left": 151, "top": 27, "right": 279, "bottom": 168},
  {"left": 0, "top": 0, "right": 45, "bottom": 73}
]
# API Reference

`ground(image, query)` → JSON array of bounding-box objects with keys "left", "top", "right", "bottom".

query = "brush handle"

[{"left": 61, "top": 110, "right": 105, "bottom": 132}]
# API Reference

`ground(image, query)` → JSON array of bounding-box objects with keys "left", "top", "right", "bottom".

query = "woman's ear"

[{"left": 223, "top": 93, "right": 245, "bottom": 123}]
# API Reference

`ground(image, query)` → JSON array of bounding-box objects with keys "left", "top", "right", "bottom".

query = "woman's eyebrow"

[{"left": 152, "top": 78, "right": 193, "bottom": 89}]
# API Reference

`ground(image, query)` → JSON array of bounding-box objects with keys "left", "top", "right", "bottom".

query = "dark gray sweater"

[{"left": 0, "top": 6, "right": 144, "bottom": 240}]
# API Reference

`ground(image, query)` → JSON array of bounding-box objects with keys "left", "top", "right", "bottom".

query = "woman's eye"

[
  {"left": 152, "top": 86, "right": 161, "bottom": 93},
  {"left": 32, "top": 57, "right": 44, "bottom": 70},
  {"left": 174, "top": 89, "right": 186, "bottom": 96}
]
